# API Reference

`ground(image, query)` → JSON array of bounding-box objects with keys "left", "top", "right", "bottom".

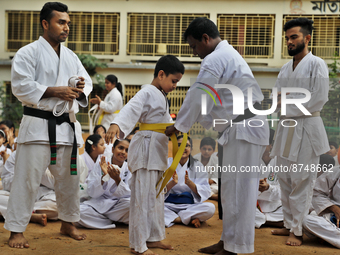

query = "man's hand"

[
  {"left": 90, "top": 95, "right": 102, "bottom": 105},
  {"left": 259, "top": 178, "right": 270, "bottom": 192},
  {"left": 76, "top": 76, "right": 85, "bottom": 101},
  {"left": 165, "top": 125, "right": 179, "bottom": 136},
  {"left": 42, "top": 86, "right": 83, "bottom": 101},
  {"left": 106, "top": 124, "right": 120, "bottom": 144}
]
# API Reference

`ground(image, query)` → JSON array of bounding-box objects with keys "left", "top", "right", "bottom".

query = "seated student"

[
  {"left": 165, "top": 135, "right": 215, "bottom": 228},
  {"left": 0, "top": 130, "right": 12, "bottom": 190},
  {"left": 93, "top": 125, "right": 113, "bottom": 160},
  {"left": 302, "top": 165, "right": 340, "bottom": 248},
  {"left": 326, "top": 141, "right": 339, "bottom": 166},
  {"left": 0, "top": 120, "right": 17, "bottom": 151},
  {"left": 77, "top": 139, "right": 131, "bottom": 229},
  {"left": 0, "top": 151, "right": 58, "bottom": 225},
  {"left": 193, "top": 137, "right": 218, "bottom": 200},
  {"left": 317, "top": 154, "right": 335, "bottom": 178},
  {"left": 81, "top": 134, "right": 106, "bottom": 176},
  {"left": 256, "top": 129, "right": 283, "bottom": 229}
]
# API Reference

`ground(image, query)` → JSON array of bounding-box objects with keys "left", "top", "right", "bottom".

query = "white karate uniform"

[
  {"left": 0, "top": 151, "right": 57, "bottom": 220},
  {"left": 94, "top": 87, "right": 123, "bottom": 130},
  {"left": 303, "top": 166, "right": 340, "bottom": 248},
  {"left": 193, "top": 152, "right": 219, "bottom": 195},
  {"left": 78, "top": 160, "right": 131, "bottom": 229},
  {"left": 112, "top": 84, "right": 172, "bottom": 253},
  {"left": 255, "top": 158, "right": 283, "bottom": 228},
  {"left": 174, "top": 40, "right": 269, "bottom": 254},
  {"left": 0, "top": 144, "right": 12, "bottom": 189},
  {"left": 164, "top": 158, "right": 215, "bottom": 227},
  {"left": 5, "top": 36, "right": 92, "bottom": 233},
  {"left": 270, "top": 52, "right": 329, "bottom": 236}
]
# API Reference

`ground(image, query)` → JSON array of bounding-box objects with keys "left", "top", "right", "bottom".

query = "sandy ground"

[
  {"left": 1, "top": 137, "right": 339, "bottom": 254},
  {"left": 0, "top": 200, "right": 339, "bottom": 255}
]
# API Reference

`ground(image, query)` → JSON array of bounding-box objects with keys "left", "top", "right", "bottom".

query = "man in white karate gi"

[
  {"left": 302, "top": 166, "right": 340, "bottom": 248},
  {"left": 5, "top": 2, "right": 92, "bottom": 249},
  {"left": 270, "top": 18, "right": 329, "bottom": 246},
  {"left": 166, "top": 17, "right": 269, "bottom": 255}
]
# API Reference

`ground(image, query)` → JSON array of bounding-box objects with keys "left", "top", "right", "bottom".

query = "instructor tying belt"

[
  {"left": 23, "top": 106, "right": 78, "bottom": 175},
  {"left": 139, "top": 123, "right": 187, "bottom": 198},
  {"left": 278, "top": 112, "right": 320, "bottom": 158}
]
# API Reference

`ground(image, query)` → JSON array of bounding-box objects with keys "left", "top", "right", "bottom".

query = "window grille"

[
  {"left": 217, "top": 14, "right": 275, "bottom": 58},
  {"left": 282, "top": 15, "right": 340, "bottom": 59},
  {"left": 6, "top": 11, "right": 119, "bottom": 55},
  {"left": 127, "top": 13, "right": 209, "bottom": 57}
]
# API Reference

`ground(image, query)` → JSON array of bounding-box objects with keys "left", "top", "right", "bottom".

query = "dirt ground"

[
  {"left": 1, "top": 137, "right": 339, "bottom": 254},
  {"left": 0, "top": 200, "right": 339, "bottom": 255}
]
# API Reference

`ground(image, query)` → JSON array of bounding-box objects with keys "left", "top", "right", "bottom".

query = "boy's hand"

[
  {"left": 259, "top": 178, "right": 270, "bottom": 192},
  {"left": 329, "top": 205, "right": 340, "bottom": 228},
  {"left": 165, "top": 125, "right": 179, "bottom": 136},
  {"left": 106, "top": 124, "right": 120, "bottom": 144}
]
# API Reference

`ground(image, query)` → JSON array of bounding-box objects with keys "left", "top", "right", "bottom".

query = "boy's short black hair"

[
  {"left": 329, "top": 141, "right": 339, "bottom": 149},
  {"left": 319, "top": 154, "right": 335, "bottom": 169},
  {"left": 184, "top": 17, "right": 220, "bottom": 41},
  {"left": 283, "top": 18, "right": 314, "bottom": 36},
  {"left": 200, "top": 137, "right": 216, "bottom": 150},
  {"left": 153, "top": 55, "right": 185, "bottom": 78},
  {"left": 40, "top": 2, "right": 68, "bottom": 30}
]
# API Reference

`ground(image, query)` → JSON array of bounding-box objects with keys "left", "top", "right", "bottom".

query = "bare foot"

[
  {"left": 191, "top": 218, "right": 201, "bottom": 228},
  {"left": 60, "top": 221, "right": 86, "bottom": 240},
  {"left": 131, "top": 248, "right": 158, "bottom": 255},
  {"left": 271, "top": 228, "right": 290, "bottom": 236},
  {"left": 173, "top": 217, "right": 182, "bottom": 224},
  {"left": 198, "top": 240, "right": 224, "bottom": 254},
  {"left": 30, "top": 213, "right": 47, "bottom": 226},
  {"left": 8, "top": 232, "right": 29, "bottom": 249},
  {"left": 286, "top": 233, "right": 303, "bottom": 246},
  {"left": 147, "top": 241, "right": 173, "bottom": 250}
]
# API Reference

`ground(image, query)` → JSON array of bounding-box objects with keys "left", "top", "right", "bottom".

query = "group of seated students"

[
  {"left": 2, "top": 121, "right": 340, "bottom": 250},
  {"left": 0, "top": 123, "right": 217, "bottom": 230}
]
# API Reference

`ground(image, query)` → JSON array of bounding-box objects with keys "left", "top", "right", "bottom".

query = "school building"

[{"left": 0, "top": 0, "right": 338, "bottom": 134}]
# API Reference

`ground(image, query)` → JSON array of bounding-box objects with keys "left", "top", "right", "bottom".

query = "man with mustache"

[
  {"left": 270, "top": 18, "right": 329, "bottom": 246},
  {"left": 4, "top": 2, "right": 92, "bottom": 249}
]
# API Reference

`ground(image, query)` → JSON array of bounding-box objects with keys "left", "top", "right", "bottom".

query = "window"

[
  {"left": 127, "top": 13, "right": 209, "bottom": 57},
  {"left": 6, "top": 11, "right": 42, "bottom": 52},
  {"left": 282, "top": 15, "right": 340, "bottom": 59},
  {"left": 68, "top": 12, "right": 119, "bottom": 55},
  {"left": 217, "top": 14, "right": 275, "bottom": 58},
  {"left": 6, "top": 11, "right": 119, "bottom": 55}
]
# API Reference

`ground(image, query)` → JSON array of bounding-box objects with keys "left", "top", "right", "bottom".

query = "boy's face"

[
  {"left": 158, "top": 71, "right": 182, "bottom": 93},
  {"left": 200, "top": 145, "right": 214, "bottom": 159}
]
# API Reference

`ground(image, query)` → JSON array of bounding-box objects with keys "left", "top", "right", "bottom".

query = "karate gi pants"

[
  {"left": 255, "top": 207, "right": 283, "bottom": 228},
  {"left": 220, "top": 127, "right": 265, "bottom": 254},
  {"left": 78, "top": 198, "right": 130, "bottom": 229},
  {"left": 277, "top": 130, "right": 318, "bottom": 236},
  {"left": 303, "top": 213, "right": 340, "bottom": 248},
  {"left": 129, "top": 169, "right": 165, "bottom": 253},
  {"left": 164, "top": 202, "right": 215, "bottom": 227},
  {"left": 4, "top": 144, "right": 80, "bottom": 232}
]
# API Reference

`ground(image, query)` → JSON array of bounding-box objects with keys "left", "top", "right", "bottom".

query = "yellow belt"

[
  {"left": 139, "top": 123, "right": 187, "bottom": 198},
  {"left": 97, "top": 110, "right": 120, "bottom": 125}
]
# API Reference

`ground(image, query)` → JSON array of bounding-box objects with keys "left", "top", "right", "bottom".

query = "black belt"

[
  {"left": 23, "top": 106, "right": 77, "bottom": 175},
  {"left": 233, "top": 103, "right": 262, "bottom": 123}
]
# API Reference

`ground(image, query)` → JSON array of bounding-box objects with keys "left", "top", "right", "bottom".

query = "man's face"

[
  {"left": 187, "top": 35, "right": 212, "bottom": 59},
  {"left": 285, "top": 26, "right": 307, "bottom": 56},
  {"left": 44, "top": 11, "right": 70, "bottom": 44}
]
